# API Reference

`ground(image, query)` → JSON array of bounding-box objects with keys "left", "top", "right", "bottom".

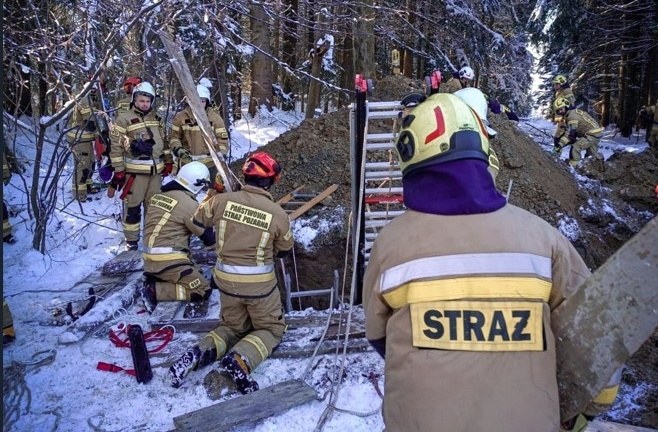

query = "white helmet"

[
  {"left": 132, "top": 82, "right": 156, "bottom": 102},
  {"left": 196, "top": 84, "right": 211, "bottom": 101},
  {"left": 459, "top": 66, "right": 475, "bottom": 81},
  {"left": 174, "top": 162, "right": 210, "bottom": 195},
  {"left": 199, "top": 77, "right": 213, "bottom": 89},
  {"left": 454, "top": 88, "right": 497, "bottom": 138}
]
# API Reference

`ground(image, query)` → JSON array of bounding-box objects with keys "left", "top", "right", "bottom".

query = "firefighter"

[
  {"left": 364, "top": 93, "right": 617, "bottom": 432},
  {"left": 3, "top": 298, "right": 15, "bottom": 346},
  {"left": 170, "top": 85, "right": 229, "bottom": 181},
  {"left": 139, "top": 162, "right": 216, "bottom": 313},
  {"left": 440, "top": 66, "right": 475, "bottom": 93},
  {"left": 551, "top": 74, "right": 576, "bottom": 122},
  {"left": 453, "top": 87, "right": 501, "bottom": 181},
  {"left": 553, "top": 96, "right": 604, "bottom": 168},
  {"left": 168, "top": 151, "right": 293, "bottom": 393},
  {"left": 642, "top": 101, "right": 658, "bottom": 153},
  {"left": 65, "top": 85, "right": 103, "bottom": 202},
  {"left": 3, "top": 154, "right": 15, "bottom": 244},
  {"left": 117, "top": 76, "right": 142, "bottom": 115},
  {"left": 108, "top": 81, "right": 174, "bottom": 251}
]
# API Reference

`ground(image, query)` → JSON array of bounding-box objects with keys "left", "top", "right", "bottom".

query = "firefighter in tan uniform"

[
  {"left": 108, "top": 82, "right": 174, "bottom": 250},
  {"left": 116, "top": 76, "right": 142, "bottom": 116},
  {"left": 139, "top": 162, "right": 216, "bottom": 313},
  {"left": 170, "top": 85, "right": 229, "bottom": 181},
  {"left": 553, "top": 96, "right": 604, "bottom": 168},
  {"left": 551, "top": 74, "right": 576, "bottom": 122},
  {"left": 3, "top": 154, "right": 16, "bottom": 244},
  {"left": 66, "top": 87, "right": 102, "bottom": 202},
  {"left": 169, "top": 152, "right": 293, "bottom": 393},
  {"left": 440, "top": 66, "right": 475, "bottom": 93},
  {"left": 364, "top": 94, "right": 618, "bottom": 432}
]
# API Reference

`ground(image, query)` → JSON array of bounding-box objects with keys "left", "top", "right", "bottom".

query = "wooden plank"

[
  {"left": 173, "top": 380, "right": 317, "bottom": 432},
  {"left": 148, "top": 290, "right": 220, "bottom": 332},
  {"left": 101, "top": 250, "right": 142, "bottom": 276},
  {"left": 554, "top": 217, "right": 658, "bottom": 422},
  {"left": 271, "top": 337, "right": 371, "bottom": 359},
  {"left": 288, "top": 184, "right": 338, "bottom": 220},
  {"left": 276, "top": 185, "right": 306, "bottom": 205},
  {"left": 157, "top": 29, "right": 238, "bottom": 191}
]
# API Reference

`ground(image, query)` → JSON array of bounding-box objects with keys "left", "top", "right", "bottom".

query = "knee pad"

[{"left": 126, "top": 206, "right": 141, "bottom": 224}]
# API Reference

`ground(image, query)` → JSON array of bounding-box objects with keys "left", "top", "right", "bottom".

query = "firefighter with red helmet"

[
  {"left": 168, "top": 151, "right": 293, "bottom": 393},
  {"left": 117, "top": 76, "right": 142, "bottom": 115}
]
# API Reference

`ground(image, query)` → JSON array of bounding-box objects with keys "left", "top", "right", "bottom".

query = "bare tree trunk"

[
  {"left": 352, "top": 0, "right": 375, "bottom": 78},
  {"left": 281, "top": 0, "right": 299, "bottom": 111},
  {"left": 248, "top": 2, "right": 273, "bottom": 116},
  {"left": 305, "top": 41, "right": 329, "bottom": 119}
]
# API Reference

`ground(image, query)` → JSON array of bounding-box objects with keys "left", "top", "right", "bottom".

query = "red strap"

[
  {"left": 108, "top": 326, "right": 174, "bottom": 354},
  {"left": 96, "top": 361, "right": 136, "bottom": 376}
]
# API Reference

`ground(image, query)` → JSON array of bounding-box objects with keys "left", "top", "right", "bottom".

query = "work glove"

[
  {"left": 162, "top": 163, "right": 174, "bottom": 178},
  {"left": 212, "top": 174, "right": 225, "bottom": 193},
  {"left": 173, "top": 147, "right": 191, "bottom": 160},
  {"left": 110, "top": 171, "right": 126, "bottom": 190},
  {"left": 199, "top": 227, "right": 216, "bottom": 249},
  {"left": 130, "top": 138, "right": 155, "bottom": 157}
]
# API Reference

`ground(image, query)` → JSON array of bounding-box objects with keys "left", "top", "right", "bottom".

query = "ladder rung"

[
  {"left": 365, "top": 187, "right": 403, "bottom": 194},
  {"left": 367, "top": 101, "right": 403, "bottom": 110},
  {"left": 365, "top": 210, "right": 405, "bottom": 218},
  {"left": 365, "top": 143, "right": 395, "bottom": 150},
  {"left": 365, "top": 162, "right": 399, "bottom": 169},
  {"left": 290, "top": 288, "right": 333, "bottom": 299},
  {"left": 366, "top": 133, "right": 396, "bottom": 142},
  {"left": 364, "top": 171, "right": 402, "bottom": 180},
  {"left": 365, "top": 232, "right": 378, "bottom": 241},
  {"left": 365, "top": 219, "right": 394, "bottom": 229},
  {"left": 367, "top": 110, "right": 400, "bottom": 120}
]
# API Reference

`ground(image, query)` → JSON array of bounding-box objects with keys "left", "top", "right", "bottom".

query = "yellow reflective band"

[
  {"left": 223, "top": 201, "right": 272, "bottom": 231},
  {"left": 112, "top": 125, "right": 127, "bottom": 134},
  {"left": 123, "top": 222, "right": 141, "bottom": 232},
  {"left": 242, "top": 334, "right": 269, "bottom": 362},
  {"left": 410, "top": 300, "right": 544, "bottom": 352},
  {"left": 283, "top": 228, "right": 293, "bottom": 241},
  {"left": 171, "top": 124, "right": 182, "bottom": 132},
  {"left": 217, "top": 220, "right": 227, "bottom": 254},
  {"left": 208, "top": 331, "right": 227, "bottom": 356},
  {"left": 74, "top": 184, "right": 88, "bottom": 191},
  {"left": 592, "top": 384, "right": 620, "bottom": 405},
  {"left": 125, "top": 162, "right": 164, "bottom": 173},
  {"left": 146, "top": 211, "right": 171, "bottom": 248},
  {"left": 182, "top": 125, "right": 201, "bottom": 132},
  {"left": 382, "top": 277, "right": 552, "bottom": 309},
  {"left": 110, "top": 156, "right": 124, "bottom": 164},
  {"left": 213, "top": 268, "right": 275, "bottom": 283},
  {"left": 256, "top": 232, "right": 270, "bottom": 266},
  {"left": 176, "top": 284, "right": 186, "bottom": 301},
  {"left": 143, "top": 252, "right": 188, "bottom": 262}
]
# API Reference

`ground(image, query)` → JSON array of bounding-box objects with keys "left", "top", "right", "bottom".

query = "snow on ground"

[{"left": 2, "top": 105, "right": 654, "bottom": 431}]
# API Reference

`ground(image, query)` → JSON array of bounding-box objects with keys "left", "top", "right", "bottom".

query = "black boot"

[
  {"left": 169, "top": 346, "right": 217, "bottom": 388},
  {"left": 221, "top": 352, "right": 259, "bottom": 394},
  {"left": 3, "top": 234, "right": 16, "bottom": 244},
  {"left": 139, "top": 277, "right": 157, "bottom": 314}
]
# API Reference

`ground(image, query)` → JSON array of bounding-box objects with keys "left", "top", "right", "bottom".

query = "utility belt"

[
  {"left": 213, "top": 262, "right": 275, "bottom": 284},
  {"left": 143, "top": 246, "right": 190, "bottom": 262},
  {"left": 124, "top": 158, "right": 164, "bottom": 175}
]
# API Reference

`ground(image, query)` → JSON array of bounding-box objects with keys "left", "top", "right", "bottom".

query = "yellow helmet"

[
  {"left": 554, "top": 96, "right": 572, "bottom": 111},
  {"left": 395, "top": 93, "right": 490, "bottom": 176},
  {"left": 552, "top": 74, "right": 567, "bottom": 85}
]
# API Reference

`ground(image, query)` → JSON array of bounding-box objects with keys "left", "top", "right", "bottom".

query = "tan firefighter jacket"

[
  {"left": 66, "top": 94, "right": 100, "bottom": 144},
  {"left": 554, "top": 108, "right": 603, "bottom": 145},
  {"left": 193, "top": 185, "right": 293, "bottom": 297},
  {"left": 170, "top": 106, "right": 228, "bottom": 166},
  {"left": 109, "top": 107, "right": 172, "bottom": 175},
  {"left": 440, "top": 77, "right": 464, "bottom": 94},
  {"left": 116, "top": 96, "right": 132, "bottom": 116},
  {"left": 143, "top": 189, "right": 206, "bottom": 263},
  {"left": 364, "top": 204, "right": 591, "bottom": 432}
]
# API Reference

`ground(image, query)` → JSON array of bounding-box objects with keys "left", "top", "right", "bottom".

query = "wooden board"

[
  {"left": 276, "top": 185, "right": 306, "bottom": 205},
  {"left": 148, "top": 290, "right": 220, "bottom": 332},
  {"left": 288, "top": 184, "right": 338, "bottom": 220},
  {"left": 585, "top": 420, "right": 658, "bottom": 432},
  {"left": 101, "top": 250, "right": 142, "bottom": 276},
  {"left": 173, "top": 379, "right": 317, "bottom": 431},
  {"left": 555, "top": 217, "right": 658, "bottom": 421}
]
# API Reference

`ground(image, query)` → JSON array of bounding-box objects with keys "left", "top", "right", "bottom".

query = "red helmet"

[{"left": 242, "top": 152, "right": 281, "bottom": 180}]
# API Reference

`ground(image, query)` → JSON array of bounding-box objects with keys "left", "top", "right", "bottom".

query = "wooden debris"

[
  {"left": 101, "top": 250, "right": 142, "bottom": 276},
  {"left": 555, "top": 217, "right": 658, "bottom": 421},
  {"left": 173, "top": 379, "right": 317, "bottom": 431}
]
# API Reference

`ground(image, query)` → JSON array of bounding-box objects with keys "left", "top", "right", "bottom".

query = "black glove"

[
  {"left": 506, "top": 110, "right": 519, "bottom": 121},
  {"left": 130, "top": 139, "right": 155, "bottom": 156},
  {"left": 553, "top": 137, "right": 561, "bottom": 147},
  {"left": 568, "top": 129, "right": 578, "bottom": 144},
  {"left": 199, "top": 227, "right": 216, "bottom": 248}
]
